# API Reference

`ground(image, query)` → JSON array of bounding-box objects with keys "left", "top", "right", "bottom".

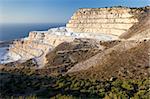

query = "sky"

[{"left": 0, "top": 0, "right": 149, "bottom": 24}]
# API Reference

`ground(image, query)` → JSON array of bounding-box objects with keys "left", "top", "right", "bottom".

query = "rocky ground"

[{"left": 68, "top": 39, "right": 150, "bottom": 80}]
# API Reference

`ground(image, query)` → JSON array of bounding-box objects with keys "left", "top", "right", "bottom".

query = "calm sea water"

[{"left": 0, "top": 23, "right": 65, "bottom": 41}]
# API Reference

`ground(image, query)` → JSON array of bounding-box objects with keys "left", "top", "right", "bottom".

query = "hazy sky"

[{"left": 0, "top": 0, "right": 149, "bottom": 24}]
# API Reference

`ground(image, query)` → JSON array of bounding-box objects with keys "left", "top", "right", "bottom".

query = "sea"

[{"left": 0, "top": 23, "right": 65, "bottom": 41}]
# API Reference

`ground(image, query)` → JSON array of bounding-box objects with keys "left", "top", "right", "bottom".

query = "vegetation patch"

[{"left": 0, "top": 70, "right": 149, "bottom": 99}]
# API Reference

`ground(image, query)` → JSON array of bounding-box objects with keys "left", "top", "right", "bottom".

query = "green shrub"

[{"left": 121, "top": 81, "right": 133, "bottom": 90}]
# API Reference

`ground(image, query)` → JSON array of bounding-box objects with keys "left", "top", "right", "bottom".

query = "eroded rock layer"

[
  {"left": 0, "top": 27, "right": 117, "bottom": 66},
  {"left": 1, "top": 6, "right": 149, "bottom": 70},
  {"left": 67, "top": 7, "right": 150, "bottom": 36}
]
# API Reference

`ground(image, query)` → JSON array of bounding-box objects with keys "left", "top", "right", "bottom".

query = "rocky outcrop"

[
  {"left": 7, "top": 40, "right": 52, "bottom": 67},
  {"left": 67, "top": 7, "right": 150, "bottom": 36},
  {"left": 28, "top": 29, "right": 75, "bottom": 47}
]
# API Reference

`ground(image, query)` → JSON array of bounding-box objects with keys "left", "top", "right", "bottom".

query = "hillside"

[
  {"left": 45, "top": 38, "right": 102, "bottom": 66},
  {"left": 68, "top": 39, "right": 149, "bottom": 80}
]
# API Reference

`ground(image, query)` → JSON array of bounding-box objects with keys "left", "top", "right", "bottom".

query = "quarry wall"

[
  {"left": 1, "top": 7, "right": 149, "bottom": 66},
  {"left": 66, "top": 7, "right": 149, "bottom": 36}
]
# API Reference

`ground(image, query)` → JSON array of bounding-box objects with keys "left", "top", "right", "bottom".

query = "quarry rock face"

[
  {"left": 28, "top": 31, "right": 75, "bottom": 47},
  {"left": 66, "top": 7, "right": 150, "bottom": 36},
  {"left": 0, "top": 6, "right": 149, "bottom": 68},
  {"left": 0, "top": 27, "right": 117, "bottom": 66}
]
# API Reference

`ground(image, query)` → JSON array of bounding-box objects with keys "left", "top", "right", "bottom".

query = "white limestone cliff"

[
  {"left": 0, "top": 27, "right": 118, "bottom": 66},
  {"left": 0, "top": 6, "right": 149, "bottom": 67},
  {"left": 66, "top": 7, "right": 150, "bottom": 36}
]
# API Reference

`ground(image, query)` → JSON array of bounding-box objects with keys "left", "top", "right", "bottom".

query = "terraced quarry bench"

[{"left": 67, "top": 7, "right": 149, "bottom": 36}]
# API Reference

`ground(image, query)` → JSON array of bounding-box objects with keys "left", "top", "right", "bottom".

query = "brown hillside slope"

[
  {"left": 45, "top": 38, "right": 103, "bottom": 67},
  {"left": 68, "top": 39, "right": 150, "bottom": 80},
  {"left": 119, "top": 9, "right": 150, "bottom": 39}
]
